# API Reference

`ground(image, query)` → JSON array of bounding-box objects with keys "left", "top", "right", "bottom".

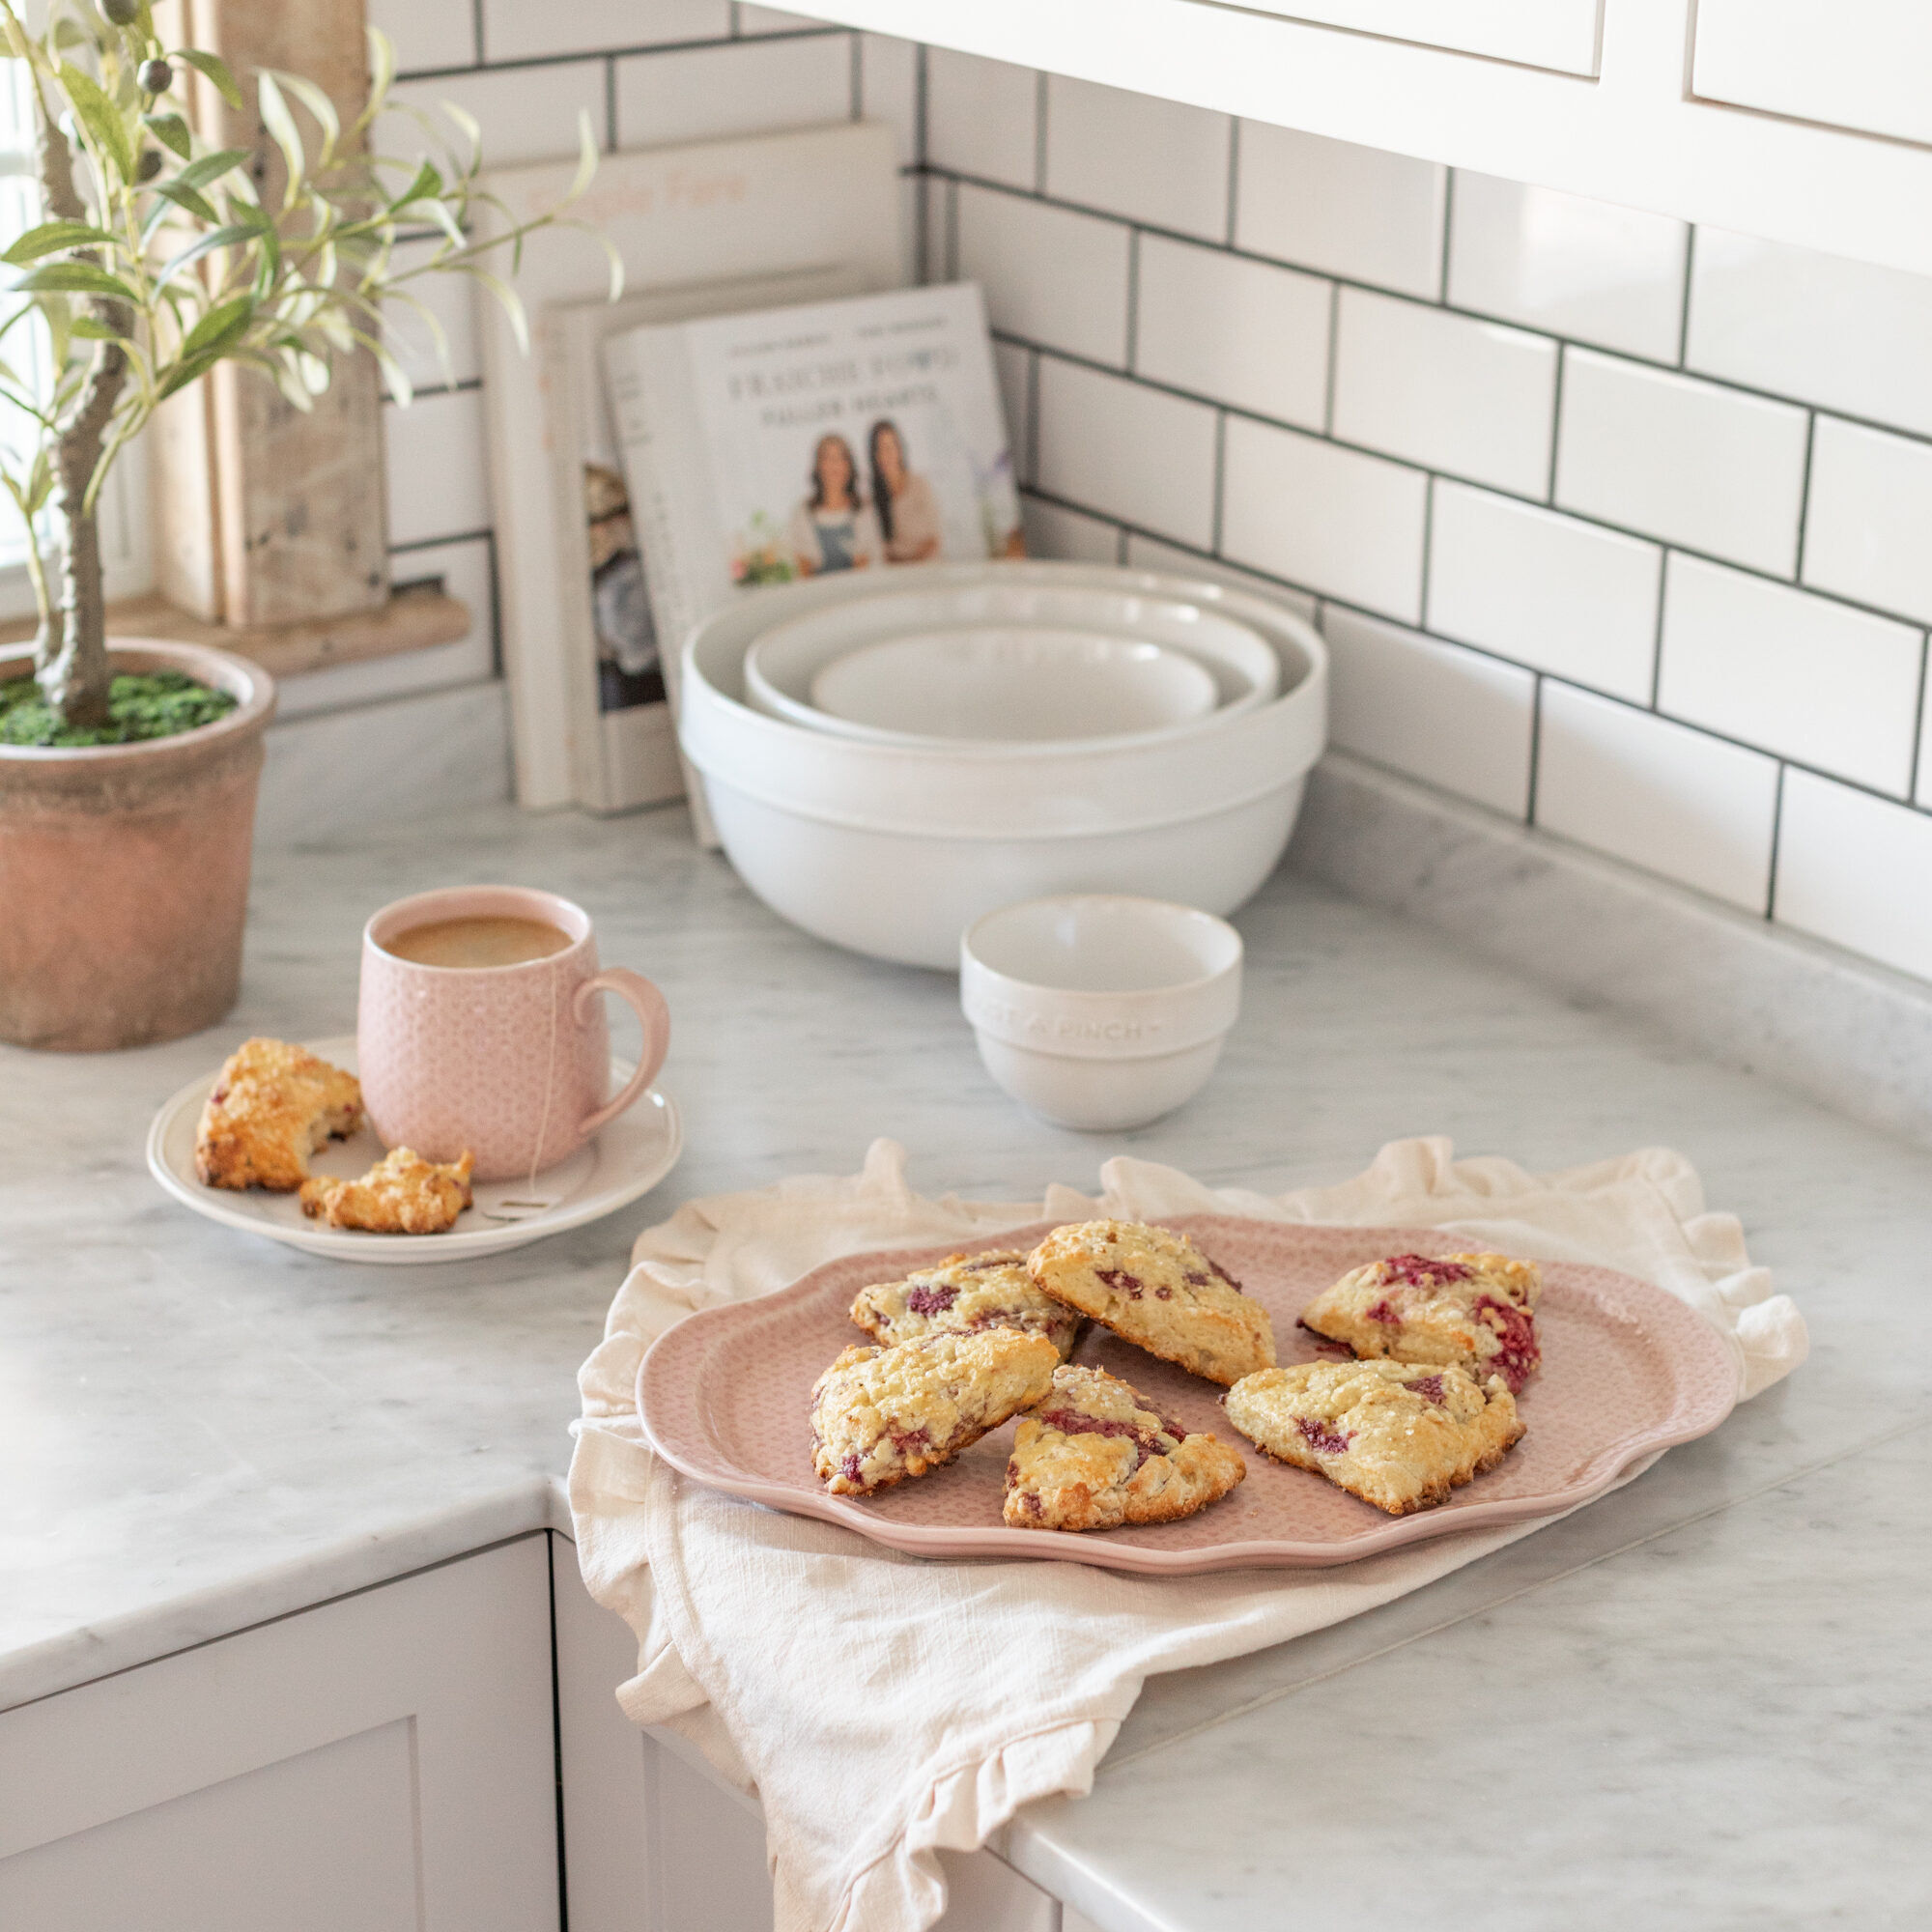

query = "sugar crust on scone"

[
  {"left": 1298, "top": 1251, "right": 1543, "bottom": 1392},
  {"left": 1224, "top": 1358, "right": 1523, "bottom": 1516},
  {"left": 1003, "top": 1362, "right": 1245, "bottom": 1532},
  {"left": 850, "top": 1249, "right": 1081, "bottom": 1359},
  {"left": 298, "top": 1147, "right": 474, "bottom": 1235},
  {"left": 810, "top": 1327, "right": 1059, "bottom": 1496},
  {"left": 194, "top": 1037, "right": 364, "bottom": 1192},
  {"left": 1028, "top": 1219, "right": 1275, "bottom": 1386}
]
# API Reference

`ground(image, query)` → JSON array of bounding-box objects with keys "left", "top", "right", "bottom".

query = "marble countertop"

[{"left": 5, "top": 800, "right": 1929, "bottom": 1926}]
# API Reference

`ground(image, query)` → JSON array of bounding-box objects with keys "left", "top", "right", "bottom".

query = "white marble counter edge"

[{"left": 0, "top": 1476, "right": 574, "bottom": 1716}]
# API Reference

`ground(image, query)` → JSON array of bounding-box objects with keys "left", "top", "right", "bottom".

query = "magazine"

[{"left": 602, "top": 282, "right": 1024, "bottom": 681}]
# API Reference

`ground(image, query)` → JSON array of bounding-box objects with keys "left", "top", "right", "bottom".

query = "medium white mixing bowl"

[
  {"left": 960, "top": 895, "right": 1243, "bottom": 1129},
  {"left": 678, "top": 562, "right": 1328, "bottom": 969}
]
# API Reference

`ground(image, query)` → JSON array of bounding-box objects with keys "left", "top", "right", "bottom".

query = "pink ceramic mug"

[{"left": 357, "top": 886, "right": 669, "bottom": 1182}]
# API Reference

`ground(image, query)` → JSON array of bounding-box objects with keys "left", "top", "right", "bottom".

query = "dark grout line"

[
  {"left": 1650, "top": 550, "right": 1670, "bottom": 710},
  {"left": 1676, "top": 224, "right": 1696, "bottom": 370},
  {"left": 1765, "top": 762, "right": 1788, "bottom": 921},
  {"left": 1525, "top": 671, "right": 1545, "bottom": 825},
  {"left": 1545, "top": 342, "right": 1565, "bottom": 507},
  {"left": 1224, "top": 116, "right": 1240, "bottom": 249},
  {"left": 1793, "top": 410, "right": 1818, "bottom": 584}
]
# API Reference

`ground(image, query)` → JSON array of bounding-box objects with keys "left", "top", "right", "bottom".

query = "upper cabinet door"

[
  {"left": 1694, "top": 0, "right": 1932, "bottom": 147},
  {"left": 1236, "top": 0, "right": 1603, "bottom": 76}
]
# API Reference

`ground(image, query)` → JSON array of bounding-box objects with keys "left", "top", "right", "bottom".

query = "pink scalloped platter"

[{"left": 635, "top": 1215, "right": 1741, "bottom": 1574}]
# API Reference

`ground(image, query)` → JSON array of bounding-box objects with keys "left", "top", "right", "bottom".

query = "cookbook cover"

[{"left": 602, "top": 281, "right": 1024, "bottom": 669}]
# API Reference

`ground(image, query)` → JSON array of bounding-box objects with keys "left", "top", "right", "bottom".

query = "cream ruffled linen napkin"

[{"left": 568, "top": 1137, "right": 1805, "bottom": 1932}]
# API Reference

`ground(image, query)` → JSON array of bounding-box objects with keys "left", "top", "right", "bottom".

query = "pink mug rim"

[{"left": 363, "top": 885, "right": 592, "bottom": 975}]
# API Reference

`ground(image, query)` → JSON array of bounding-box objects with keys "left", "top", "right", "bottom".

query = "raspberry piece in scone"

[
  {"left": 1298, "top": 1252, "right": 1543, "bottom": 1392},
  {"left": 1224, "top": 1358, "right": 1524, "bottom": 1515},
  {"left": 1003, "top": 1363, "right": 1245, "bottom": 1532},
  {"left": 1027, "top": 1219, "right": 1275, "bottom": 1385},
  {"left": 849, "top": 1249, "right": 1081, "bottom": 1359},
  {"left": 810, "top": 1327, "right": 1059, "bottom": 1496}
]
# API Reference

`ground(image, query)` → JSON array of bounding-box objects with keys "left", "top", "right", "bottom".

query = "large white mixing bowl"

[{"left": 678, "top": 562, "right": 1328, "bottom": 968}]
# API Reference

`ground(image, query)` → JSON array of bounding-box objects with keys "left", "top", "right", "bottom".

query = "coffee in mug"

[{"left": 357, "top": 886, "right": 668, "bottom": 1182}]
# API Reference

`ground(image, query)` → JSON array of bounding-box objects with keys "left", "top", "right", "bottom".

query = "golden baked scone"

[
  {"left": 1003, "top": 1363, "right": 1244, "bottom": 1532},
  {"left": 1224, "top": 1358, "right": 1523, "bottom": 1516},
  {"left": 194, "top": 1037, "right": 364, "bottom": 1191},
  {"left": 298, "top": 1148, "right": 474, "bottom": 1235},
  {"left": 850, "top": 1249, "right": 1081, "bottom": 1360},
  {"left": 1028, "top": 1219, "right": 1275, "bottom": 1385},
  {"left": 1298, "top": 1252, "right": 1543, "bottom": 1392},
  {"left": 810, "top": 1327, "right": 1059, "bottom": 1496}
]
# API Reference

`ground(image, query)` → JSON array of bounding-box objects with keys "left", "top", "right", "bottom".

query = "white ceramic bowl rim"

[{"left": 962, "top": 894, "right": 1243, "bottom": 997}]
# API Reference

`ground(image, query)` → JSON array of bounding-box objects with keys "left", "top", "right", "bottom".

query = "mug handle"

[{"left": 573, "top": 968, "right": 671, "bottom": 1139}]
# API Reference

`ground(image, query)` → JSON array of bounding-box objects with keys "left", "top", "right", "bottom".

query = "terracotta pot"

[{"left": 0, "top": 639, "right": 276, "bottom": 1052}]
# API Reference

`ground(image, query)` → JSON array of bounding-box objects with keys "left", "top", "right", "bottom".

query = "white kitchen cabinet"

[
  {"left": 0, "top": 1537, "right": 559, "bottom": 1932},
  {"left": 792, "top": 0, "right": 1932, "bottom": 280}
]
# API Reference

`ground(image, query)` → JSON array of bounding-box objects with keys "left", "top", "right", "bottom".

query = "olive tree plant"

[{"left": 1, "top": 0, "right": 613, "bottom": 729}]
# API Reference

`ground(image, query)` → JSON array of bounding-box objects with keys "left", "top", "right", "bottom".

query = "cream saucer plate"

[{"left": 146, "top": 1036, "right": 682, "bottom": 1264}]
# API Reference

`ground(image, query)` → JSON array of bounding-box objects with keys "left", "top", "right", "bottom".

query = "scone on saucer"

[
  {"left": 298, "top": 1147, "right": 474, "bottom": 1235},
  {"left": 1299, "top": 1252, "right": 1542, "bottom": 1392},
  {"left": 1004, "top": 1362, "right": 1245, "bottom": 1532},
  {"left": 1224, "top": 1358, "right": 1523, "bottom": 1515},
  {"left": 194, "top": 1037, "right": 364, "bottom": 1192},
  {"left": 1028, "top": 1219, "right": 1275, "bottom": 1385},
  {"left": 850, "top": 1249, "right": 1081, "bottom": 1359},
  {"left": 810, "top": 1327, "right": 1059, "bottom": 1496}
]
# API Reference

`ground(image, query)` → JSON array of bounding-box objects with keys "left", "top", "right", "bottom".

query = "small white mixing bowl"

[{"left": 960, "top": 895, "right": 1243, "bottom": 1131}]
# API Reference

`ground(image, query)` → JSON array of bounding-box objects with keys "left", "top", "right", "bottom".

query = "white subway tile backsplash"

[
  {"left": 1331, "top": 290, "right": 1557, "bottom": 497},
  {"left": 858, "top": 35, "right": 921, "bottom": 168},
  {"left": 615, "top": 32, "right": 851, "bottom": 147},
  {"left": 1776, "top": 771, "right": 1932, "bottom": 980},
  {"left": 1133, "top": 237, "right": 1328, "bottom": 430},
  {"left": 1426, "top": 482, "right": 1660, "bottom": 702},
  {"left": 1043, "top": 77, "right": 1230, "bottom": 241},
  {"left": 386, "top": 62, "right": 608, "bottom": 171},
  {"left": 1235, "top": 125, "right": 1445, "bottom": 299},
  {"left": 368, "top": 0, "right": 475, "bottom": 74},
  {"left": 1122, "top": 534, "right": 1320, "bottom": 623},
  {"left": 484, "top": 0, "right": 728, "bottom": 61},
  {"left": 1535, "top": 681, "right": 1778, "bottom": 911},
  {"left": 1554, "top": 349, "right": 1808, "bottom": 577},
  {"left": 1688, "top": 229, "right": 1932, "bottom": 440},
  {"left": 1658, "top": 555, "right": 1923, "bottom": 797},
  {"left": 1036, "top": 360, "right": 1218, "bottom": 549},
  {"left": 1323, "top": 608, "right": 1535, "bottom": 817},
  {"left": 957, "top": 186, "right": 1129, "bottom": 367},
  {"left": 925, "top": 49, "right": 1037, "bottom": 189},
  {"left": 1020, "top": 495, "right": 1121, "bottom": 564},
  {"left": 384, "top": 389, "right": 492, "bottom": 549},
  {"left": 992, "top": 339, "right": 1033, "bottom": 483},
  {"left": 1221, "top": 419, "right": 1427, "bottom": 621},
  {"left": 1446, "top": 172, "right": 1687, "bottom": 364},
  {"left": 1801, "top": 416, "right": 1932, "bottom": 626}
]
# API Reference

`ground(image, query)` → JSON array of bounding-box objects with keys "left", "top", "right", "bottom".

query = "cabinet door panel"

[
  {"left": 1694, "top": 0, "right": 1932, "bottom": 148},
  {"left": 1233, "top": 0, "right": 1601, "bottom": 77}
]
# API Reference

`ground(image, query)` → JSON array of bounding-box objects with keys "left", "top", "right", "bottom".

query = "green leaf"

[
  {"left": 58, "top": 61, "right": 138, "bottom": 184},
  {"left": 255, "top": 71, "right": 304, "bottom": 205},
  {"left": 569, "top": 107, "right": 599, "bottom": 204},
  {"left": 2, "top": 220, "right": 122, "bottom": 266},
  {"left": 177, "top": 147, "right": 251, "bottom": 191},
  {"left": 363, "top": 25, "right": 396, "bottom": 126},
  {"left": 388, "top": 158, "right": 443, "bottom": 213},
  {"left": 70, "top": 316, "right": 128, "bottom": 340},
  {"left": 462, "top": 265, "right": 527, "bottom": 355},
  {"left": 440, "top": 99, "right": 481, "bottom": 173},
  {"left": 155, "top": 349, "right": 222, "bottom": 401},
  {"left": 155, "top": 222, "right": 257, "bottom": 290},
  {"left": 270, "top": 71, "right": 339, "bottom": 168},
  {"left": 179, "top": 293, "right": 255, "bottom": 361},
  {"left": 144, "top": 177, "right": 221, "bottom": 231},
  {"left": 143, "top": 111, "right": 192, "bottom": 159},
  {"left": 175, "top": 48, "right": 242, "bottom": 111},
  {"left": 250, "top": 220, "right": 281, "bottom": 298},
  {"left": 12, "top": 261, "right": 141, "bottom": 304}
]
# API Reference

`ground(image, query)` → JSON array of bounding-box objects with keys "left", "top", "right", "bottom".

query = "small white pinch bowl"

[
  {"left": 810, "top": 626, "right": 1219, "bottom": 743},
  {"left": 960, "top": 895, "right": 1243, "bottom": 1131}
]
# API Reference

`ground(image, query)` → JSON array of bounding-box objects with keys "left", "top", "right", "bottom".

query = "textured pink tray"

[{"left": 636, "top": 1215, "right": 1740, "bottom": 1574}]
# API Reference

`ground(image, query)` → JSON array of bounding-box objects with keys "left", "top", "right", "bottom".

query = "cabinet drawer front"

[
  {"left": 1231, "top": 0, "right": 1603, "bottom": 76},
  {"left": 1695, "top": 0, "right": 1932, "bottom": 148}
]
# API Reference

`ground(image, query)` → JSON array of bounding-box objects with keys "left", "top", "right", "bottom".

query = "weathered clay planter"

[{"left": 0, "top": 639, "right": 275, "bottom": 1052}]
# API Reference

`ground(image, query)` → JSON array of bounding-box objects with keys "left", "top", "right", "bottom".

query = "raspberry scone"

[
  {"left": 1297, "top": 1252, "right": 1543, "bottom": 1392},
  {"left": 1003, "top": 1363, "right": 1245, "bottom": 1532},
  {"left": 298, "top": 1147, "right": 474, "bottom": 1235},
  {"left": 1028, "top": 1220, "right": 1275, "bottom": 1385},
  {"left": 1224, "top": 1359, "right": 1524, "bottom": 1515},
  {"left": 810, "top": 1328, "right": 1059, "bottom": 1496},
  {"left": 194, "top": 1037, "right": 365, "bottom": 1191},
  {"left": 850, "top": 1250, "right": 1081, "bottom": 1359}
]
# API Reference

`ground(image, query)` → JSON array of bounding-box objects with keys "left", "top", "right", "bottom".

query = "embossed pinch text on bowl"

[{"left": 635, "top": 1214, "right": 1741, "bottom": 1574}]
